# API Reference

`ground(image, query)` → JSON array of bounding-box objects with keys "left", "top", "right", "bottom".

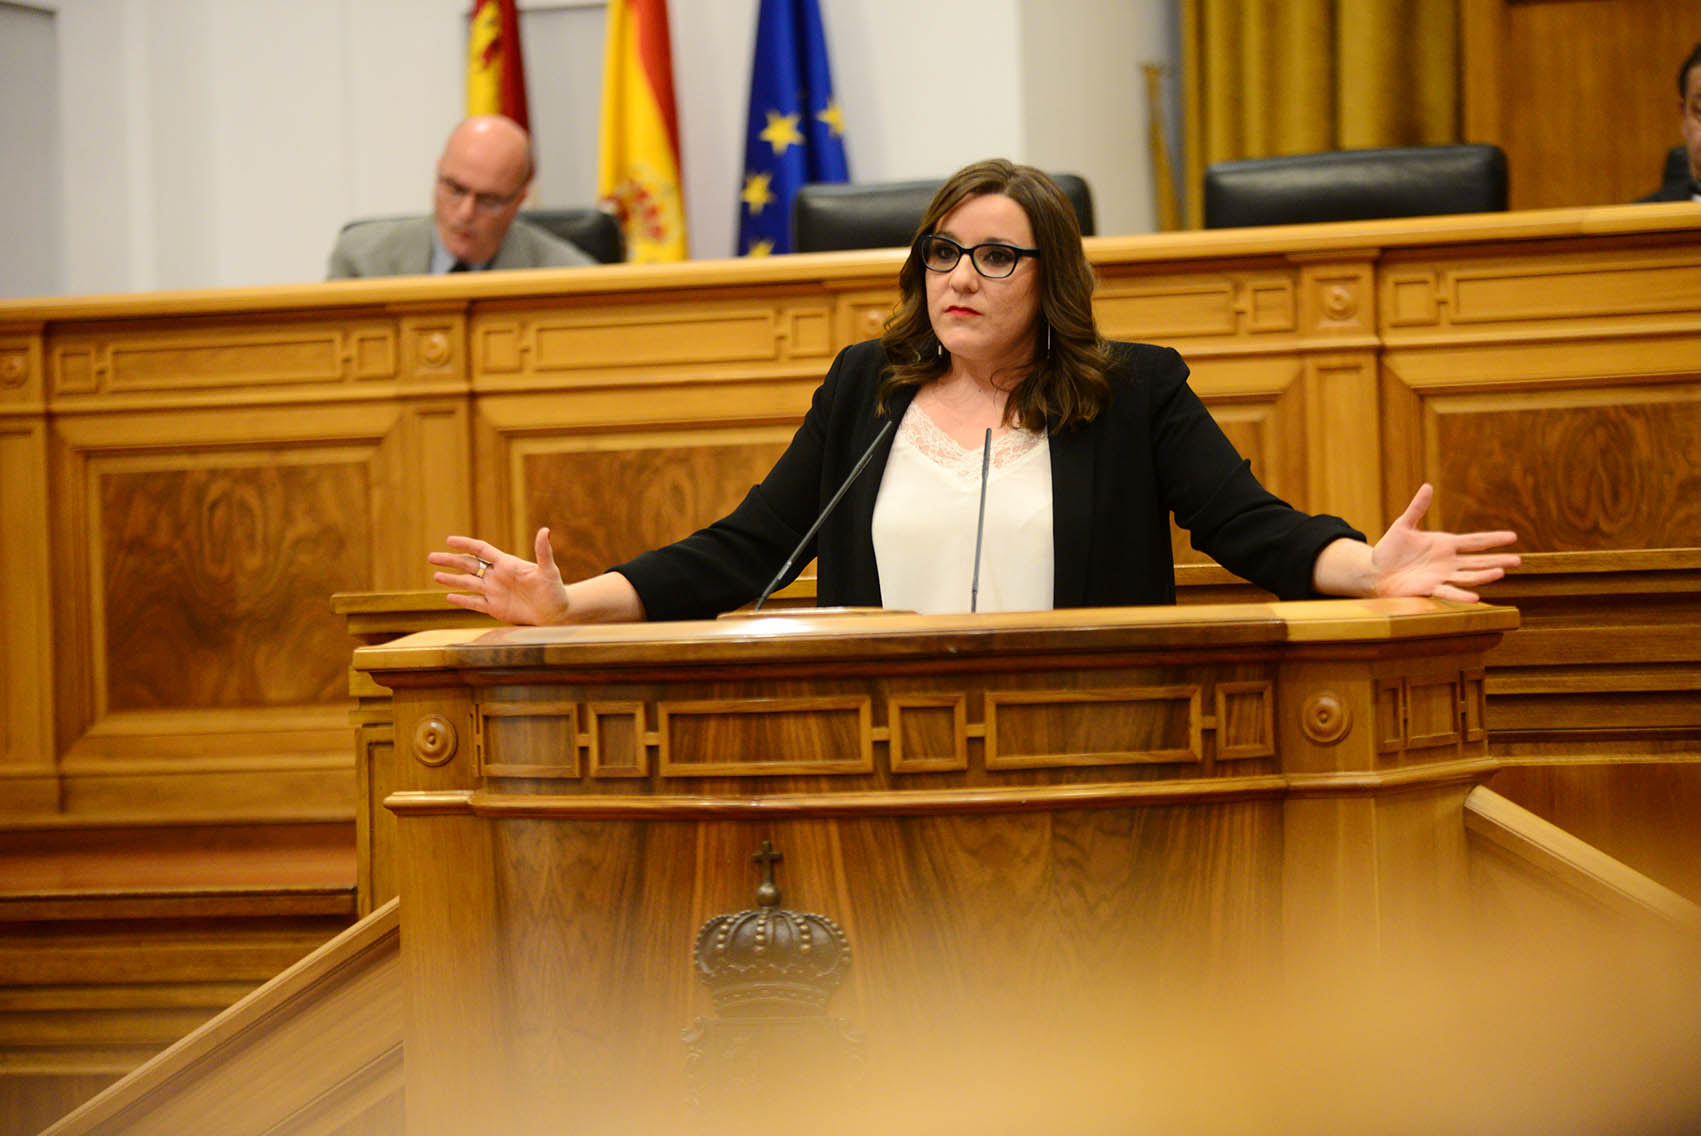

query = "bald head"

[{"left": 433, "top": 116, "right": 536, "bottom": 265}]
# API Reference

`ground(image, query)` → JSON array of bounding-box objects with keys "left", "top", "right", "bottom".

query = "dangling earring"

[
  {"left": 936, "top": 340, "right": 943, "bottom": 358},
  {"left": 1045, "top": 322, "right": 1052, "bottom": 357}
]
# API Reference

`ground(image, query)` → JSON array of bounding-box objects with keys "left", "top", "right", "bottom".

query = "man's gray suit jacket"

[{"left": 326, "top": 216, "right": 596, "bottom": 278}]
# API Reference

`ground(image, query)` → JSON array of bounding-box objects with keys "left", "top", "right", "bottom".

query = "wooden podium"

[{"left": 354, "top": 599, "right": 1532, "bottom": 1133}]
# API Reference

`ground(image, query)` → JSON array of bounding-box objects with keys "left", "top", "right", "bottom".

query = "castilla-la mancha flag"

[
  {"left": 597, "top": 0, "right": 689, "bottom": 261},
  {"left": 466, "top": 0, "right": 530, "bottom": 129}
]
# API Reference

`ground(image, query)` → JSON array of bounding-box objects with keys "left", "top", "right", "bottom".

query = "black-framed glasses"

[
  {"left": 436, "top": 175, "right": 523, "bottom": 215},
  {"left": 918, "top": 234, "right": 1040, "bottom": 279}
]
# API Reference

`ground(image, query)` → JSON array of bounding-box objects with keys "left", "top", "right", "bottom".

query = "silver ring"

[{"left": 474, "top": 556, "right": 492, "bottom": 579}]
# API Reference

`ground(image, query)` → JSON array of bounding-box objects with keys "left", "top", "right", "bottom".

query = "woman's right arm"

[{"left": 428, "top": 526, "right": 646, "bottom": 625}]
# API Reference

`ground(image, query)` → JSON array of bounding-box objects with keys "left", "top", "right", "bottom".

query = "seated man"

[
  {"left": 327, "top": 115, "right": 596, "bottom": 277},
  {"left": 1638, "top": 40, "right": 1701, "bottom": 202}
]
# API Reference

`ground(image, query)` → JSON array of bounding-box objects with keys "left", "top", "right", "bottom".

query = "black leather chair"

[
  {"left": 1662, "top": 144, "right": 1690, "bottom": 187},
  {"left": 791, "top": 174, "right": 1096, "bottom": 253},
  {"left": 522, "top": 207, "right": 625, "bottom": 264},
  {"left": 336, "top": 206, "right": 625, "bottom": 265},
  {"left": 1202, "top": 144, "right": 1508, "bottom": 229}
]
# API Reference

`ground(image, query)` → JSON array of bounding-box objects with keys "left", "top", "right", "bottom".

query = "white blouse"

[{"left": 870, "top": 401, "right": 1054, "bottom": 613}]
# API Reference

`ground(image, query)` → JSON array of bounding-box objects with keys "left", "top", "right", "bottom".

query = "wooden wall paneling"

[
  {"left": 1093, "top": 252, "right": 1386, "bottom": 531},
  {"left": 1489, "top": 760, "right": 1701, "bottom": 905},
  {"left": 469, "top": 288, "right": 835, "bottom": 580},
  {"left": 467, "top": 288, "right": 844, "bottom": 394},
  {"left": 1462, "top": 0, "right": 1701, "bottom": 208},
  {"left": 830, "top": 284, "right": 902, "bottom": 347},
  {"left": 45, "top": 399, "right": 428, "bottom": 821},
  {"left": 395, "top": 399, "right": 473, "bottom": 588},
  {"left": 511, "top": 423, "right": 802, "bottom": 583},
  {"left": 1296, "top": 255, "right": 1383, "bottom": 532},
  {"left": 1480, "top": 550, "right": 1701, "bottom": 742},
  {"left": 1381, "top": 345, "right": 1701, "bottom": 550},
  {"left": 1093, "top": 256, "right": 1332, "bottom": 559},
  {"left": 1376, "top": 234, "right": 1701, "bottom": 546},
  {"left": 1301, "top": 351, "right": 1383, "bottom": 532},
  {"left": 0, "top": 897, "right": 357, "bottom": 1136},
  {"left": 0, "top": 409, "right": 57, "bottom": 814},
  {"left": 1476, "top": 547, "right": 1701, "bottom": 903},
  {"left": 2, "top": 1075, "right": 119, "bottom": 1136},
  {"left": 35, "top": 901, "right": 399, "bottom": 1136}
]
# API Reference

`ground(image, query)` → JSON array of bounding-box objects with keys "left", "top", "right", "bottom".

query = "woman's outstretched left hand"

[{"left": 1367, "top": 483, "right": 1520, "bottom": 603}]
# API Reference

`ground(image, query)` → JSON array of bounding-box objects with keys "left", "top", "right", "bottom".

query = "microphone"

[
  {"left": 751, "top": 419, "right": 896, "bottom": 612},
  {"left": 970, "top": 427, "right": 991, "bottom": 612}
]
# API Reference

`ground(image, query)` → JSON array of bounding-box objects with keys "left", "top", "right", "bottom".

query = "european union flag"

[{"left": 736, "top": 0, "right": 849, "bottom": 256}]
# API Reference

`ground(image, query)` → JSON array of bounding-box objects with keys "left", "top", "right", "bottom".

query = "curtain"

[{"left": 1182, "top": 0, "right": 1460, "bottom": 226}]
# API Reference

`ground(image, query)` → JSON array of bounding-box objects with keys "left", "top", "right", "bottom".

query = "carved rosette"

[
  {"left": 1323, "top": 284, "right": 1357, "bottom": 322},
  {"left": 412, "top": 714, "right": 457, "bottom": 766},
  {"left": 1300, "top": 691, "right": 1352, "bottom": 745},
  {"left": 0, "top": 350, "right": 27, "bottom": 389},
  {"left": 418, "top": 331, "right": 450, "bottom": 368}
]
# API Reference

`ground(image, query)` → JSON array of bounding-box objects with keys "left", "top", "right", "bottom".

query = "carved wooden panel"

[
  {"left": 1428, "top": 393, "right": 1701, "bottom": 550},
  {"left": 984, "top": 686, "right": 1203, "bottom": 769},
  {"left": 587, "top": 702, "right": 647, "bottom": 778},
  {"left": 657, "top": 696, "right": 874, "bottom": 776},
  {"left": 835, "top": 289, "right": 900, "bottom": 345},
  {"left": 888, "top": 694, "right": 969, "bottom": 773},
  {"left": 1382, "top": 249, "right": 1701, "bottom": 337},
  {"left": 519, "top": 432, "right": 794, "bottom": 582},
  {"left": 1372, "top": 669, "right": 1487, "bottom": 760},
  {"left": 433, "top": 672, "right": 1287, "bottom": 792},
  {"left": 481, "top": 701, "right": 581, "bottom": 779},
  {"left": 97, "top": 459, "right": 371, "bottom": 711},
  {"left": 1093, "top": 269, "right": 1299, "bottom": 342},
  {"left": 472, "top": 299, "right": 836, "bottom": 388},
  {"left": 0, "top": 332, "right": 42, "bottom": 406},
  {"left": 1216, "top": 680, "right": 1276, "bottom": 761},
  {"left": 49, "top": 317, "right": 404, "bottom": 400},
  {"left": 47, "top": 401, "right": 433, "bottom": 817},
  {"left": 0, "top": 416, "right": 55, "bottom": 803}
]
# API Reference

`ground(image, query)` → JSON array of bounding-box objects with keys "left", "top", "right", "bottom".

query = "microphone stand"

[
  {"left": 970, "top": 427, "right": 991, "bottom": 613},
  {"left": 751, "top": 419, "right": 896, "bottom": 613}
]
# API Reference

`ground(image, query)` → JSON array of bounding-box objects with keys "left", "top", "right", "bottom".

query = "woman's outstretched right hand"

[{"left": 428, "top": 527, "right": 571, "bottom": 626}]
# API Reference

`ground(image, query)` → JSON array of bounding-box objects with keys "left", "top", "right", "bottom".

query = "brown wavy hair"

[{"left": 878, "top": 159, "right": 1111, "bottom": 432}]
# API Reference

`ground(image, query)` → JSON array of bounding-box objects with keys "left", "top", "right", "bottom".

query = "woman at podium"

[{"left": 429, "top": 159, "right": 1518, "bottom": 622}]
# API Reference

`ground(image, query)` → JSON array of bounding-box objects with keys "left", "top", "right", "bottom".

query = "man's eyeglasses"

[
  {"left": 917, "top": 234, "right": 1040, "bottom": 279},
  {"left": 436, "top": 175, "right": 522, "bottom": 215}
]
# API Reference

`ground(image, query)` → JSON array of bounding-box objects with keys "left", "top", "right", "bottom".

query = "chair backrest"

[
  {"left": 1662, "top": 144, "right": 1690, "bottom": 187},
  {"left": 522, "top": 207, "right": 625, "bottom": 264},
  {"left": 1202, "top": 144, "right": 1508, "bottom": 229},
  {"left": 336, "top": 207, "right": 625, "bottom": 265},
  {"left": 791, "top": 174, "right": 1096, "bottom": 253}
]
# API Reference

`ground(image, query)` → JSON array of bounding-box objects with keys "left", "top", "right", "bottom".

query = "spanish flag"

[
  {"left": 465, "top": 0, "right": 530, "bottom": 130},
  {"left": 597, "top": 0, "right": 689, "bottom": 261}
]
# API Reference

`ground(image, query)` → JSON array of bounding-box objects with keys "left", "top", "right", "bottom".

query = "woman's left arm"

[{"left": 1311, "top": 484, "right": 1521, "bottom": 602}]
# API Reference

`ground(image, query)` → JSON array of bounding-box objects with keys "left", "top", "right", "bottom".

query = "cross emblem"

[{"left": 753, "top": 840, "right": 783, "bottom": 907}]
